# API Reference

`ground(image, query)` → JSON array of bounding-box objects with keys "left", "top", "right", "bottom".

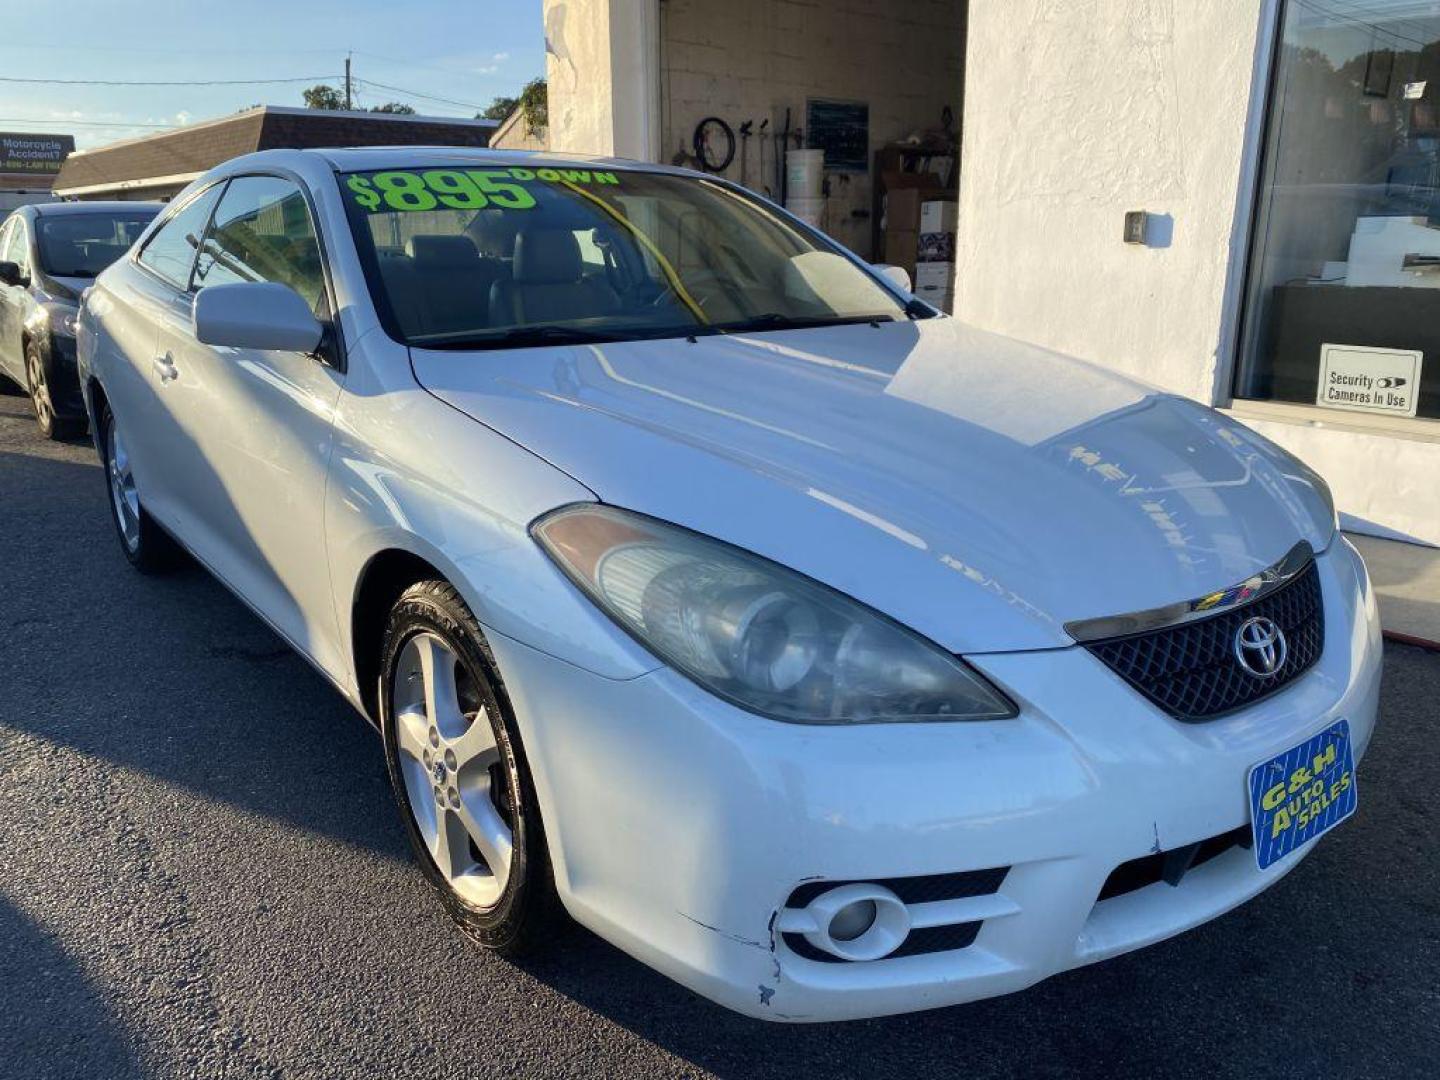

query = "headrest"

[
  {"left": 467, "top": 209, "right": 518, "bottom": 257},
  {"left": 406, "top": 234, "right": 480, "bottom": 266},
  {"left": 513, "top": 228, "right": 582, "bottom": 285}
]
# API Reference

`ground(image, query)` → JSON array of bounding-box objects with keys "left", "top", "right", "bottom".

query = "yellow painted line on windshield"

[{"left": 555, "top": 178, "right": 709, "bottom": 324}]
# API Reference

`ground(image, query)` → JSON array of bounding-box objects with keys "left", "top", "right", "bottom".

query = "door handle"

[{"left": 152, "top": 353, "right": 178, "bottom": 383}]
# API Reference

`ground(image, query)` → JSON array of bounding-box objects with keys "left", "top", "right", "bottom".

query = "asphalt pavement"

[{"left": 0, "top": 388, "right": 1436, "bottom": 1080}]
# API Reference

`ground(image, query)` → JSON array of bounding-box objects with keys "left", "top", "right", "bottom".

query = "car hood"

[
  {"left": 411, "top": 319, "right": 1333, "bottom": 653},
  {"left": 35, "top": 271, "right": 87, "bottom": 303}
]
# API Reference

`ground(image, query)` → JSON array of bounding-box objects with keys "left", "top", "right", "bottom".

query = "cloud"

[{"left": 473, "top": 50, "right": 509, "bottom": 74}]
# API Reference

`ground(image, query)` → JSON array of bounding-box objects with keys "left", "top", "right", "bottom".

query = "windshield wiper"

[
  {"left": 416, "top": 325, "right": 632, "bottom": 350},
  {"left": 712, "top": 312, "right": 896, "bottom": 334}
]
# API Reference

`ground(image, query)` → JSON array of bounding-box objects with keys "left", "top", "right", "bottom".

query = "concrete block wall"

[{"left": 659, "top": 0, "right": 964, "bottom": 259}]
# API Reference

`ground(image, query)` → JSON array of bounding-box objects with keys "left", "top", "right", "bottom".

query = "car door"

[
  {"left": 0, "top": 217, "right": 28, "bottom": 383},
  {"left": 114, "top": 181, "right": 227, "bottom": 532},
  {"left": 160, "top": 174, "right": 346, "bottom": 671}
]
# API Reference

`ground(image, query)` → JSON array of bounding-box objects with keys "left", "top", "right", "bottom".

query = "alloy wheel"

[
  {"left": 392, "top": 631, "right": 516, "bottom": 909},
  {"left": 26, "top": 344, "right": 53, "bottom": 432},
  {"left": 106, "top": 417, "right": 140, "bottom": 553}
]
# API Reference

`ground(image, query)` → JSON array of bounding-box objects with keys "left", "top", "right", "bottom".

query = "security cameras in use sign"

[{"left": 1316, "top": 343, "right": 1422, "bottom": 418}]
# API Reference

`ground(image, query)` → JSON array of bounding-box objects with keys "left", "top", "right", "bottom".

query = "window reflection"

[{"left": 1238, "top": 0, "right": 1440, "bottom": 421}]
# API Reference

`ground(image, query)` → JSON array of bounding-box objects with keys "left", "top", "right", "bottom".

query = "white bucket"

[
  {"left": 785, "top": 149, "right": 825, "bottom": 199},
  {"left": 786, "top": 196, "right": 825, "bottom": 227}
]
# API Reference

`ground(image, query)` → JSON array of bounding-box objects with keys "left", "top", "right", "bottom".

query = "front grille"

[
  {"left": 785, "top": 866, "right": 1008, "bottom": 909},
  {"left": 1097, "top": 826, "right": 1251, "bottom": 902},
  {"left": 784, "top": 920, "right": 983, "bottom": 963},
  {"left": 1085, "top": 560, "right": 1323, "bottom": 720}
]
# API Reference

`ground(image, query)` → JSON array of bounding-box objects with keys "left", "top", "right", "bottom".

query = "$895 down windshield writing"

[{"left": 345, "top": 168, "right": 621, "bottom": 213}]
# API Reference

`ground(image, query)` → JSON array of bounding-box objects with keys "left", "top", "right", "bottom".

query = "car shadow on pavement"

[
  {"left": 0, "top": 446, "right": 406, "bottom": 864},
  {"left": 0, "top": 895, "right": 145, "bottom": 1078}
]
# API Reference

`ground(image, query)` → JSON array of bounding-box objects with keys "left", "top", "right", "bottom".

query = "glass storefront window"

[{"left": 1238, "top": 0, "right": 1440, "bottom": 423}]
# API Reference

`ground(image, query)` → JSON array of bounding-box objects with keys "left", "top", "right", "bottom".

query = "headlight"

[{"left": 532, "top": 504, "right": 1016, "bottom": 725}]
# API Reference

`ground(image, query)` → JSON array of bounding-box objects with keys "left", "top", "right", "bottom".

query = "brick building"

[{"left": 52, "top": 106, "right": 496, "bottom": 202}]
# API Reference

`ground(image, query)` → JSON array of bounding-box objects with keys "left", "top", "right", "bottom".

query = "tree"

[
  {"left": 480, "top": 95, "right": 519, "bottom": 121},
  {"left": 518, "top": 77, "right": 547, "bottom": 135},
  {"left": 302, "top": 84, "right": 345, "bottom": 110},
  {"left": 301, "top": 85, "right": 416, "bottom": 114}
]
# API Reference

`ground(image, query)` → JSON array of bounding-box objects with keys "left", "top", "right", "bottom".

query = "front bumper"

[
  {"left": 489, "top": 538, "right": 1382, "bottom": 1021},
  {"left": 40, "top": 333, "right": 86, "bottom": 421}
]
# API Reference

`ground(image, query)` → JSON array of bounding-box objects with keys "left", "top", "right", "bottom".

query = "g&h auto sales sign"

[{"left": 0, "top": 133, "right": 75, "bottom": 176}]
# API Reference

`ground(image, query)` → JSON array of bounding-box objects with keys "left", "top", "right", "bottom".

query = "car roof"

[
  {"left": 230, "top": 145, "right": 701, "bottom": 180},
  {"left": 32, "top": 200, "right": 164, "bottom": 218}
]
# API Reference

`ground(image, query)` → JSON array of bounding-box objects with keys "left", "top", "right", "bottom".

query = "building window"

[{"left": 1237, "top": 0, "right": 1440, "bottom": 424}]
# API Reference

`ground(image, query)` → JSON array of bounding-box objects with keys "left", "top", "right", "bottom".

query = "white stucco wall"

[
  {"left": 955, "top": 0, "right": 1263, "bottom": 404},
  {"left": 543, "top": 0, "right": 659, "bottom": 159}
]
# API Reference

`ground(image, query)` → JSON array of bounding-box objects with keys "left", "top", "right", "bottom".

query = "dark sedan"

[{"left": 0, "top": 201, "right": 159, "bottom": 438}]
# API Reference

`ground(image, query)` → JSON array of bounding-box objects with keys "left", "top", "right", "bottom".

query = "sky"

[{"left": 0, "top": 0, "right": 546, "bottom": 150}]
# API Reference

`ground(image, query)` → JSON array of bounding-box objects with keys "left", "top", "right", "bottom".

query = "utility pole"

[{"left": 344, "top": 53, "right": 352, "bottom": 110}]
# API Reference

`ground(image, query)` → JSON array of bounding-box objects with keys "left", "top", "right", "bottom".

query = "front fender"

[{"left": 323, "top": 375, "right": 660, "bottom": 701}]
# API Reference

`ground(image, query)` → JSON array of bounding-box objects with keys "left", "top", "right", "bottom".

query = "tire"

[
  {"left": 25, "top": 337, "right": 83, "bottom": 441},
  {"left": 98, "top": 399, "right": 181, "bottom": 573},
  {"left": 380, "top": 580, "right": 563, "bottom": 955}
]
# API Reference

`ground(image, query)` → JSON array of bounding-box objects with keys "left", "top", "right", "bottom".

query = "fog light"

[
  {"left": 776, "top": 882, "right": 911, "bottom": 962},
  {"left": 828, "top": 899, "right": 877, "bottom": 942}
]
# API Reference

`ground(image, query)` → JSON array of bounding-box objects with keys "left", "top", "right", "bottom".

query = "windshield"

[
  {"left": 37, "top": 210, "right": 157, "bottom": 278},
  {"left": 340, "top": 165, "right": 913, "bottom": 348}
]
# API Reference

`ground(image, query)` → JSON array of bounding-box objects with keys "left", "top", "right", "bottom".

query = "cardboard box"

[
  {"left": 915, "top": 262, "right": 954, "bottom": 290},
  {"left": 882, "top": 229, "right": 918, "bottom": 279},
  {"left": 881, "top": 171, "right": 942, "bottom": 232},
  {"left": 918, "top": 231, "right": 955, "bottom": 263},
  {"left": 916, "top": 286, "right": 953, "bottom": 312},
  {"left": 920, "top": 199, "right": 958, "bottom": 234}
]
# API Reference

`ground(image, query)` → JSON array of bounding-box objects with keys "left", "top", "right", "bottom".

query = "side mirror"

[
  {"left": 0, "top": 260, "right": 27, "bottom": 288},
  {"left": 871, "top": 263, "right": 912, "bottom": 294},
  {"left": 192, "top": 281, "right": 323, "bottom": 353}
]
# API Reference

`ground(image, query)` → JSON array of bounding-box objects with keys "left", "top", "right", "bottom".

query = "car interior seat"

[
  {"left": 405, "top": 234, "right": 502, "bottom": 337},
  {"left": 489, "top": 227, "right": 620, "bottom": 327}
]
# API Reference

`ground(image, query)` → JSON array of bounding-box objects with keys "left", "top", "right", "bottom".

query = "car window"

[
  {"left": 3, "top": 217, "right": 29, "bottom": 270},
  {"left": 37, "top": 211, "right": 157, "bottom": 278},
  {"left": 340, "top": 166, "right": 911, "bottom": 348},
  {"left": 193, "top": 176, "right": 328, "bottom": 317},
  {"left": 137, "top": 184, "right": 224, "bottom": 290}
]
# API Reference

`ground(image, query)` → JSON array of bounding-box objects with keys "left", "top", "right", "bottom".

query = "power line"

[
  {"left": 353, "top": 77, "right": 487, "bottom": 113},
  {"left": 0, "top": 116, "right": 176, "bottom": 129},
  {"left": 0, "top": 74, "right": 337, "bottom": 87}
]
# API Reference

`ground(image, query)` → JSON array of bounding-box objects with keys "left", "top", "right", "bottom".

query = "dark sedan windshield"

[
  {"left": 340, "top": 166, "right": 911, "bottom": 348},
  {"left": 37, "top": 211, "right": 157, "bottom": 278}
]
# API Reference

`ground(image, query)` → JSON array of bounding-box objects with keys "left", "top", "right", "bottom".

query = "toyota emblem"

[{"left": 1234, "top": 616, "right": 1288, "bottom": 678}]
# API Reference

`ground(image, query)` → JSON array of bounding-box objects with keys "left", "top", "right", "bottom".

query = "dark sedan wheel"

[
  {"left": 98, "top": 400, "right": 181, "bottom": 573},
  {"left": 380, "top": 580, "right": 563, "bottom": 955},
  {"left": 26, "top": 338, "right": 83, "bottom": 441}
]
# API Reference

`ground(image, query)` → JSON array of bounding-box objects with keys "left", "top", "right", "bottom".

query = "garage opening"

[{"left": 656, "top": 0, "right": 967, "bottom": 311}]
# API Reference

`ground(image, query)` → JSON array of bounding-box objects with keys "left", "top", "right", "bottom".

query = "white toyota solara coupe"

[{"left": 77, "top": 148, "right": 1381, "bottom": 1022}]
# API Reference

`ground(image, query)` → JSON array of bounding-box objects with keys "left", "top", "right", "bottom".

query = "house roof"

[{"left": 53, "top": 106, "right": 497, "bottom": 196}]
